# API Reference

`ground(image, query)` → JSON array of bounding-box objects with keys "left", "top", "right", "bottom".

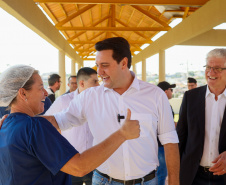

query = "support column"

[
  {"left": 77, "top": 62, "right": 82, "bottom": 70},
  {"left": 159, "top": 50, "right": 165, "bottom": 82},
  {"left": 58, "top": 50, "right": 66, "bottom": 96},
  {"left": 71, "top": 59, "right": 76, "bottom": 75},
  {"left": 142, "top": 59, "right": 146, "bottom": 82},
  {"left": 132, "top": 63, "right": 137, "bottom": 75}
]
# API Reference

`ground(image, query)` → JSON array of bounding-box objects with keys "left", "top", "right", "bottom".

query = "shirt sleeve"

[
  {"left": 54, "top": 92, "right": 87, "bottom": 131},
  {"left": 45, "top": 96, "right": 64, "bottom": 115},
  {"left": 157, "top": 91, "right": 179, "bottom": 145},
  {"left": 28, "top": 117, "right": 78, "bottom": 175}
]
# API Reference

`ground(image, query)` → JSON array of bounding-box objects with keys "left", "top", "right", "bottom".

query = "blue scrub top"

[
  {"left": 0, "top": 113, "right": 78, "bottom": 185},
  {"left": 0, "top": 106, "right": 10, "bottom": 118}
]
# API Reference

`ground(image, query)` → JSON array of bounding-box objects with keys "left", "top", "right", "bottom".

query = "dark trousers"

[
  {"left": 71, "top": 171, "right": 93, "bottom": 185},
  {"left": 192, "top": 166, "right": 224, "bottom": 185}
]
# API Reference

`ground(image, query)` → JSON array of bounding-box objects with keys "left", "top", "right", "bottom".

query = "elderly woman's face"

[{"left": 25, "top": 73, "right": 48, "bottom": 115}]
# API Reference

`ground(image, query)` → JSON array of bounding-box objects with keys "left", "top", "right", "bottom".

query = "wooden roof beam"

[
  {"left": 131, "top": 5, "right": 169, "bottom": 27},
  {"left": 116, "top": 18, "right": 153, "bottom": 42},
  {"left": 55, "top": 4, "right": 96, "bottom": 27},
  {"left": 67, "top": 15, "right": 110, "bottom": 41},
  {"left": 57, "top": 26, "right": 171, "bottom": 31},
  {"left": 165, "top": 9, "right": 195, "bottom": 13},
  {"left": 69, "top": 41, "right": 152, "bottom": 44},
  {"left": 76, "top": 48, "right": 141, "bottom": 52},
  {"left": 82, "top": 58, "right": 95, "bottom": 61},
  {"left": 73, "top": 31, "right": 105, "bottom": 49},
  {"left": 183, "top": 7, "right": 190, "bottom": 19},
  {"left": 41, "top": 3, "right": 58, "bottom": 24},
  {"left": 34, "top": 0, "right": 209, "bottom": 6}
]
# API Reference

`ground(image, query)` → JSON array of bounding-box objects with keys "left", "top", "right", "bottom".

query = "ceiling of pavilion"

[{"left": 33, "top": 0, "right": 210, "bottom": 60}]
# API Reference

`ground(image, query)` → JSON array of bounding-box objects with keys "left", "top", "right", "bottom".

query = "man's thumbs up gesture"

[{"left": 119, "top": 109, "right": 140, "bottom": 140}]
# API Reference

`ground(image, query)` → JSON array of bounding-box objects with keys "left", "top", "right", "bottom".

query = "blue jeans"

[
  {"left": 71, "top": 171, "right": 93, "bottom": 185},
  {"left": 157, "top": 146, "right": 167, "bottom": 185},
  {"left": 92, "top": 170, "right": 157, "bottom": 185}
]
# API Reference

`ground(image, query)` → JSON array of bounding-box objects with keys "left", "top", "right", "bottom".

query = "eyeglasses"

[{"left": 203, "top": 65, "right": 226, "bottom": 73}]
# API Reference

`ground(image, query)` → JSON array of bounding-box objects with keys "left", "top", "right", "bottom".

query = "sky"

[{"left": 0, "top": 8, "right": 225, "bottom": 76}]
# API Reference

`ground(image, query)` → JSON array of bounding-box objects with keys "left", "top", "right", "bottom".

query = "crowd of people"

[{"left": 0, "top": 37, "right": 226, "bottom": 185}]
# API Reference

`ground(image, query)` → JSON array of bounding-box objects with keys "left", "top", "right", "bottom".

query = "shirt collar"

[
  {"left": 205, "top": 85, "right": 226, "bottom": 98},
  {"left": 103, "top": 71, "right": 140, "bottom": 92}
]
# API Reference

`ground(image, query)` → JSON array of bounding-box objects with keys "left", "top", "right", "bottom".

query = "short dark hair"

[
  {"left": 48, "top": 74, "right": 61, "bottom": 86},
  {"left": 95, "top": 37, "right": 132, "bottom": 68},
  {"left": 187, "top": 77, "right": 197, "bottom": 84},
  {"left": 77, "top": 67, "right": 97, "bottom": 83},
  {"left": 68, "top": 75, "right": 77, "bottom": 82}
]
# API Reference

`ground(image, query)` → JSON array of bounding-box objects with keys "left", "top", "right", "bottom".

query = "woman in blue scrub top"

[{"left": 0, "top": 65, "right": 140, "bottom": 185}]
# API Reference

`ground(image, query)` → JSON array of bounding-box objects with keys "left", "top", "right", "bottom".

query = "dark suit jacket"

[{"left": 176, "top": 85, "right": 226, "bottom": 185}]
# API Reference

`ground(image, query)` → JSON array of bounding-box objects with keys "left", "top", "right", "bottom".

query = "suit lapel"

[
  {"left": 219, "top": 104, "right": 226, "bottom": 152},
  {"left": 198, "top": 86, "right": 207, "bottom": 136}
]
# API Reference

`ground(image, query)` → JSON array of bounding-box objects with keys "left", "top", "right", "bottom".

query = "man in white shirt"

[
  {"left": 44, "top": 37, "right": 179, "bottom": 185},
  {"left": 177, "top": 48, "right": 226, "bottom": 185},
  {"left": 64, "top": 75, "right": 77, "bottom": 94},
  {"left": 45, "top": 67, "right": 99, "bottom": 185}
]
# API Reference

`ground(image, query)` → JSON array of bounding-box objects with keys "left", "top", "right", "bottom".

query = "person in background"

[
  {"left": 43, "top": 37, "right": 180, "bottom": 185},
  {"left": 46, "top": 73, "right": 61, "bottom": 103},
  {"left": 187, "top": 77, "right": 197, "bottom": 90},
  {"left": 177, "top": 48, "right": 226, "bottom": 185},
  {"left": 0, "top": 64, "right": 140, "bottom": 185},
  {"left": 45, "top": 67, "right": 99, "bottom": 185},
  {"left": 65, "top": 75, "right": 77, "bottom": 94},
  {"left": 157, "top": 81, "right": 176, "bottom": 185}
]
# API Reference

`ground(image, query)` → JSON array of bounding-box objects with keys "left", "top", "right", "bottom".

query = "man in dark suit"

[{"left": 177, "top": 48, "right": 226, "bottom": 185}]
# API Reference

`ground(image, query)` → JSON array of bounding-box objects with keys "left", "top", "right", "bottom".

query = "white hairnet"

[{"left": 0, "top": 65, "right": 35, "bottom": 106}]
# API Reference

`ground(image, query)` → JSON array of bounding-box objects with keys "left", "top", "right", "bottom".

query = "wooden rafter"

[
  {"left": 74, "top": 4, "right": 88, "bottom": 41},
  {"left": 55, "top": 4, "right": 96, "bottom": 27},
  {"left": 112, "top": 32, "right": 143, "bottom": 51},
  {"left": 41, "top": 3, "right": 58, "bottom": 24},
  {"left": 67, "top": 15, "right": 110, "bottom": 41},
  {"left": 33, "top": 0, "right": 208, "bottom": 59},
  {"left": 131, "top": 5, "right": 169, "bottom": 27},
  {"left": 116, "top": 18, "right": 152, "bottom": 42},
  {"left": 59, "top": 4, "right": 71, "bottom": 39},
  {"left": 72, "top": 31, "right": 104, "bottom": 48},
  {"left": 34, "top": 0, "right": 209, "bottom": 6},
  {"left": 56, "top": 26, "right": 171, "bottom": 31},
  {"left": 183, "top": 7, "right": 190, "bottom": 19},
  {"left": 69, "top": 41, "right": 152, "bottom": 44},
  {"left": 165, "top": 9, "right": 195, "bottom": 13}
]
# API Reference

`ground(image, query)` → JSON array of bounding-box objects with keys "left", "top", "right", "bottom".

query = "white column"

[
  {"left": 77, "top": 62, "right": 82, "bottom": 70},
  {"left": 71, "top": 59, "right": 76, "bottom": 75},
  {"left": 159, "top": 50, "right": 165, "bottom": 82},
  {"left": 142, "top": 59, "right": 146, "bottom": 82},
  {"left": 58, "top": 50, "right": 66, "bottom": 96},
  {"left": 132, "top": 63, "right": 137, "bottom": 75}
]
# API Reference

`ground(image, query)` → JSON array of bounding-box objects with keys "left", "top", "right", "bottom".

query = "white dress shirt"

[
  {"left": 54, "top": 72, "right": 178, "bottom": 180},
  {"left": 45, "top": 89, "right": 93, "bottom": 153},
  {"left": 200, "top": 86, "right": 226, "bottom": 167}
]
